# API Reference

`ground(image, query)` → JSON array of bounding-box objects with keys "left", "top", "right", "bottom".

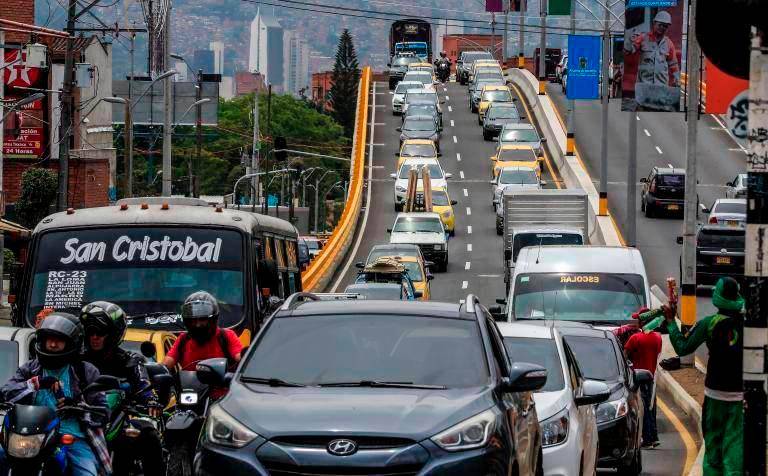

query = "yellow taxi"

[
  {"left": 122, "top": 328, "right": 178, "bottom": 363},
  {"left": 470, "top": 59, "right": 501, "bottom": 82},
  {"left": 381, "top": 255, "right": 432, "bottom": 301},
  {"left": 417, "top": 186, "right": 457, "bottom": 235},
  {"left": 478, "top": 85, "right": 514, "bottom": 124},
  {"left": 490, "top": 144, "right": 542, "bottom": 178},
  {"left": 408, "top": 62, "right": 436, "bottom": 79},
  {"left": 397, "top": 139, "right": 439, "bottom": 169}
]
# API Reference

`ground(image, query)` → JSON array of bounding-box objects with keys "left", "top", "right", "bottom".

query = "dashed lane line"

[
  {"left": 477, "top": 274, "right": 502, "bottom": 278},
  {"left": 466, "top": 207, "right": 472, "bottom": 215},
  {"left": 445, "top": 96, "right": 450, "bottom": 101},
  {"left": 644, "top": 129, "right": 651, "bottom": 137},
  {"left": 467, "top": 243, "right": 472, "bottom": 252},
  {"left": 456, "top": 153, "right": 461, "bottom": 162},
  {"left": 448, "top": 105, "right": 453, "bottom": 112},
  {"left": 459, "top": 170, "right": 465, "bottom": 179},
  {"left": 453, "top": 136, "right": 458, "bottom": 143},
  {"left": 463, "top": 188, "right": 468, "bottom": 197},
  {"left": 461, "top": 281, "right": 468, "bottom": 289},
  {"left": 464, "top": 261, "right": 471, "bottom": 270},
  {"left": 450, "top": 120, "right": 455, "bottom": 127},
  {"left": 467, "top": 225, "right": 473, "bottom": 234},
  {"left": 655, "top": 146, "right": 663, "bottom": 154}
]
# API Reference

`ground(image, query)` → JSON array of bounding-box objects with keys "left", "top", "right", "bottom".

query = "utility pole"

[
  {"left": 0, "top": 31, "right": 5, "bottom": 303},
  {"left": 598, "top": 2, "right": 610, "bottom": 216},
  {"left": 518, "top": 0, "right": 526, "bottom": 68},
  {"left": 538, "top": 0, "right": 547, "bottom": 94},
  {"left": 57, "top": 0, "right": 78, "bottom": 211},
  {"left": 194, "top": 68, "right": 202, "bottom": 197},
  {"left": 491, "top": 12, "right": 497, "bottom": 62},
  {"left": 743, "top": 25, "right": 768, "bottom": 476},
  {"left": 252, "top": 91, "right": 259, "bottom": 206},
  {"left": 161, "top": 1, "right": 173, "bottom": 196},
  {"left": 680, "top": 0, "right": 702, "bottom": 335},
  {"left": 565, "top": 0, "right": 576, "bottom": 156},
  {"left": 503, "top": 6, "right": 508, "bottom": 64},
  {"left": 625, "top": 104, "right": 638, "bottom": 246}
]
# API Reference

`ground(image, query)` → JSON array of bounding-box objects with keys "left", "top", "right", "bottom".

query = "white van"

[{"left": 505, "top": 246, "right": 653, "bottom": 326}]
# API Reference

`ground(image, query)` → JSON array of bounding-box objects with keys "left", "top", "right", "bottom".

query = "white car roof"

[
  {"left": 400, "top": 157, "right": 439, "bottom": 166},
  {"left": 0, "top": 327, "right": 35, "bottom": 341},
  {"left": 501, "top": 123, "right": 535, "bottom": 131},
  {"left": 396, "top": 212, "right": 442, "bottom": 220},
  {"left": 515, "top": 245, "right": 645, "bottom": 275},
  {"left": 714, "top": 198, "right": 746, "bottom": 205},
  {"left": 497, "top": 321, "right": 553, "bottom": 339}
]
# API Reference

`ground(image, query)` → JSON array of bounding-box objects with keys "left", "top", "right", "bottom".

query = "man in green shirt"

[{"left": 664, "top": 277, "right": 743, "bottom": 476}]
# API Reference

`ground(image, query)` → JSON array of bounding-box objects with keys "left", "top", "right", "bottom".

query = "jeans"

[
  {"left": 640, "top": 380, "right": 658, "bottom": 444},
  {"left": 0, "top": 438, "right": 99, "bottom": 476}
]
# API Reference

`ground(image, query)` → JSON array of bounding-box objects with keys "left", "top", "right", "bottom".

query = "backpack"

[{"left": 174, "top": 330, "right": 233, "bottom": 367}]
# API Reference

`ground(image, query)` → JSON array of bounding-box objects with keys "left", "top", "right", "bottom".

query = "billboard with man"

[{"left": 621, "top": 0, "right": 684, "bottom": 112}]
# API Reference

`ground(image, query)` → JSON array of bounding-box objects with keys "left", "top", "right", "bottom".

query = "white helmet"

[{"left": 653, "top": 11, "right": 672, "bottom": 25}]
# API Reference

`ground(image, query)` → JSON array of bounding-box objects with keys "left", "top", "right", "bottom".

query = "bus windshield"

[{"left": 26, "top": 227, "right": 245, "bottom": 331}]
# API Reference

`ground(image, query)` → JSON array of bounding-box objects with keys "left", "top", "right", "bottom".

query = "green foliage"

[
  {"left": 3, "top": 249, "right": 15, "bottom": 271},
  {"left": 15, "top": 168, "right": 58, "bottom": 229},
  {"left": 329, "top": 29, "right": 361, "bottom": 137}
]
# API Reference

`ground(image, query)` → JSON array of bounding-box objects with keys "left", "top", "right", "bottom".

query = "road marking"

[
  {"left": 370, "top": 104, "right": 385, "bottom": 108},
  {"left": 371, "top": 122, "right": 386, "bottom": 126},
  {"left": 462, "top": 281, "right": 468, "bottom": 289},
  {"left": 477, "top": 274, "right": 502, "bottom": 278},
  {"left": 459, "top": 170, "right": 465, "bottom": 179},
  {"left": 450, "top": 120, "right": 455, "bottom": 127},
  {"left": 371, "top": 143, "right": 386, "bottom": 146},
  {"left": 729, "top": 148, "right": 747, "bottom": 153},
  {"left": 655, "top": 146, "right": 663, "bottom": 154},
  {"left": 448, "top": 105, "right": 453, "bottom": 112},
  {"left": 667, "top": 163, "right": 674, "bottom": 169},
  {"left": 657, "top": 398, "right": 699, "bottom": 476},
  {"left": 463, "top": 188, "right": 468, "bottom": 197},
  {"left": 636, "top": 115, "right": 640, "bottom": 121},
  {"left": 467, "top": 243, "right": 472, "bottom": 252},
  {"left": 465, "top": 261, "right": 471, "bottom": 270},
  {"left": 445, "top": 96, "right": 450, "bottom": 101},
  {"left": 331, "top": 81, "right": 377, "bottom": 292},
  {"left": 370, "top": 165, "right": 385, "bottom": 169},
  {"left": 453, "top": 135, "right": 458, "bottom": 143},
  {"left": 467, "top": 225, "right": 473, "bottom": 234},
  {"left": 466, "top": 207, "right": 472, "bottom": 215},
  {"left": 711, "top": 113, "right": 749, "bottom": 153},
  {"left": 456, "top": 153, "right": 461, "bottom": 161},
  {"left": 644, "top": 129, "right": 651, "bottom": 137}
]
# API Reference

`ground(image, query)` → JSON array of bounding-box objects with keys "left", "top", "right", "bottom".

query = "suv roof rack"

[
  {"left": 280, "top": 292, "right": 321, "bottom": 311},
  {"left": 463, "top": 294, "right": 482, "bottom": 316}
]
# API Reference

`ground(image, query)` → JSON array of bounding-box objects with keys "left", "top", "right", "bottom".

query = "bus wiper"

[
  {"left": 318, "top": 380, "right": 446, "bottom": 389},
  {"left": 240, "top": 376, "right": 307, "bottom": 387}
]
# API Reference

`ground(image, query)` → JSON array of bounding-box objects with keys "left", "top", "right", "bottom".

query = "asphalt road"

[
  {"left": 332, "top": 79, "right": 699, "bottom": 475},
  {"left": 547, "top": 84, "right": 748, "bottom": 367}
]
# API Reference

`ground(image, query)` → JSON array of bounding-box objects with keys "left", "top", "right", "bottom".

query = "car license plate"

[
  {"left": 667, "top": 204, "right": 680, "bottom": 211},
  {"left": 727, "top": 220, "right": 739, "bottom": 227},
  {"left": 716, "top": 256, "right": 731, "bottom": 265}
]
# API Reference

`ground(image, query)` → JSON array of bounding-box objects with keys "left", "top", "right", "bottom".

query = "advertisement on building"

[
  {"left": 3, "top": 49, "right": 48, "bottom": 159},
  {"left": 621, "top": 0, "right": 684, "bottom": 112},
  {"left": 705, "top": 59, "right": 749, "bottom": 140},
  {"left": 566, "top": 35, "right": 601, "bottom": 100}
]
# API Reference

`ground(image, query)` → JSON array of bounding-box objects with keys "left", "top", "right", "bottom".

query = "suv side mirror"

[
  {"left": 488, "top": 305, "right": 505, "bottom": 321},
  {"left": 676, "top": 236, "right": 683, "bottom": 245},
  {"left": 396, "top": 127, "right": 402, "bottom": 132},
  {"left": 445, "top": 173, "right": 453, "bottom": 179},
  {"left": 196, "top": 358, "right": 232, "bottom": 387},
  {"left": 394, "top": 152, "right": 400, "bottom": 156},
  {"left": 355, "top": 261, "right": 365, "bottom": 269},
  {"left": 387, "top": 228, "right": 393, "bottom": 233},
  {"left": 726, "top": 180, "right": 734, "bottom": 187},
  {"left": 574, "top": 380, "right": 611, "bottom": 406},
  {"left": 426, "top": 272, "right": 434, "bottom": 281},
  {"left": 506, "top": 362, "right": 548, "bottom": 392},
  {"left": 631, "top": 369, "right": 653, "bottom": 392}
]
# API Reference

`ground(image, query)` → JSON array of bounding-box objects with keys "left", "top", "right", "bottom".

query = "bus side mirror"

[{"left": 140, "top": 341, "right": 157, "bottom": 359}]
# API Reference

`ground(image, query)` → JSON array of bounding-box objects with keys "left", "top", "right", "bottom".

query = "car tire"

[
  {"left": 483, "top": 131, "right": 490, "bottom": 141},
  {"left": 166, "top": 441, "right": 194, "bottom": 476},
  {"left": 617, "top": 450, "right": 642, "bottom": 476},
  {"left": 644, "top": 201, "right": 654, "bottom": 218},
  {"left": 439, "top": 259, "right": 448, "bottom": 272}
]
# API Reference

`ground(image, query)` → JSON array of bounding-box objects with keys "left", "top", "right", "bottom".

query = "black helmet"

[
  {"left": 181, "top": 291, "right": 220, "bottom": 342},
  {"left": 35, "top": 313, "right": 83, "bottom": 369},
  {"left": 80, "top": 301, "right": 128, "bottom": 351},
  {"left": 440, "top": 51, "right": 447, "bottom": 58}
]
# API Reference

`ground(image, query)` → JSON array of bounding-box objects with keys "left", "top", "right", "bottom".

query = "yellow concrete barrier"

[{"left": 301, "top": 67, "right": 371, "bottom": 291}]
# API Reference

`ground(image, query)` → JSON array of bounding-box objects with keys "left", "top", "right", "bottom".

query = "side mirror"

[
  {"left": 505, "top": 362, "right": 548, "bottom": 392},
  {"left": 451, "top": 200, "right": 458, "bottom": 205},
  {"left": 519, "top": 116, "right": 527, "bottom": 120},
  {"left": 488, "top": 305, "right": 505, "bottom": 321},
  {"left": 676, "top": 236, "right": 683, "bottom": 245},
  {"left": 540, "top": 138, "right": 547, "bottom": 143},
  {"left": 151, "top": 373, "right": 175, "bottom": 406},
  {"left": 445, "top": 173, "right": 453, "bottom": 179},
  {"left": 426, "top": 272, "right": 434, "bottom": 281},
  {"left": 196, "top": 358, "right": 231, "bottom": 388},
  {"left": 489, "top": 180, "right": 497, "bottom": 185},
  {"left": 440, "top": 100, "right": 446, "bottom": 104},
  {"left": 574, "top": 379, "right": 611, "bottom": 406},
  {"left": 632, "top": 369, "right": 653, "bottom": 392},
  {"left": 496, "top": 298, "right": 507, "bottom": 305},
  {"left": 84, "top": 375, "right": 122, "bottom": 395},
  {"left": 387, "top": 63, "right": 391, "bottom": 67},
  {"left": 355, "top": 261, "right": 365, "bottom": 269},
  {"left": 390, "top": 173, "right": 397, "bottom": 179},
  {"left": 726, "top": 181, "right": 734, "bottom": 187},
  {"left": 414, "top": 290, "right": 423, "bottom": 299},
  {"left": 386, "top": 228, "right": 393, "bottom": 233},
  {"left": 639, "top": 177, "right": 648, "bottom": 183},
  {"left": 396, "top": 127, "right": 402, "bottom": 132},
  {"left": 513, "top": 97, "right": 519, "bottom": 102},
  {"left": 437, "top": 152, "right": 443, "bottom": 157},
  {"left": 140, "top": 341, "right": 156, "bottom": 359},
  {"left": 699, "top": 203, "right": 710, "bottom": 213}
]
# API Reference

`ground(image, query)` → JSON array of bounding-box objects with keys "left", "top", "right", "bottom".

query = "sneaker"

[{"left": 651, "top": 440, "right": 661, "bottom": 448}]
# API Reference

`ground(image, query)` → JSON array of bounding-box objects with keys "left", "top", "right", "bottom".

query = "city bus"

[{"left": 11, "top": 197, "right": 301, "bottom": 345}]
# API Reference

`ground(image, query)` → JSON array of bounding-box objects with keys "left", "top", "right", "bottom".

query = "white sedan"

[
  {"left": 701, "top": 198, "right": 746, "bottom": 227},
  {"left": 391, "top": 81, "right": 424, "bottom": 115},
  {"left": 391, "top": 158, "right": 451, "bottom": 211},
  {"left": 499, "top": 322, "right": 609, "bottom": 476}
]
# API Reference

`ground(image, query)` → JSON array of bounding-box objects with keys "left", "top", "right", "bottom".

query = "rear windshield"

[
  {"left": 512, "top": 233, "right": 583, "bottom": 261},
  {"left": 395, "top": 83, "right": 423, "bottom": 93},
  {"left": 658, "top": 174, "right": 685, "bottom": 186},
  {"left": 499, "top": 149, "right": 536, "bottom": 161},
  {"left": 498, "top": 169, "right": 538, "bottom": 185},
  {"left": 431, "top": 190, "right": 450, "bottom": 206},
  {"left": 402, "top": 118, "right": 435, "bottom": 131},
  {"left": 698, "top": 229, "right": 745, "bottom": 249},
  {"left": 500, "top": 129, "right": 540, "bottom": 142},
  {"left": 366, "top": 248, "right": 419, "bottom": 264},
  {"left": 503, "top": 337, "right": 564, "bottom": 391},
  {"left": 482, "top": 90, "right": 512, "bottom": 102},
  {"left": 398, "top": 163, "right": 443, "bottom": 179},
  {"left": 563, "top": 336, "right": 620, "bottom": 382},
  {"left": 488, "top": 107, "right": 520, "bottom": 119},
  {"left": 712, "top": 202, "right": 746, "bottom": 214},
  {"left": 406, "top": 93, "right": 436, "bottom": 103},
  {"left": 393, "top": 216, "right": 444, "bottom": 234},
  {"left": 404, "top": 73, "right": 432, "bottom": 85},
  {"left": 401, "top": 143, "right": 436, "bottom": 157},
  {"left": 402, "top": 261, "right": 424, "bottom": 281}
]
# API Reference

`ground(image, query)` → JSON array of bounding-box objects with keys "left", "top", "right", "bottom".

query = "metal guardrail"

[{"left": 301, "top": 67, "right": 372, "bottom": 291}]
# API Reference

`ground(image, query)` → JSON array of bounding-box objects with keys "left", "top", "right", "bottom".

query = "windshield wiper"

[
  {"left": 240, "top": 376, "right": 307, "bottom": 387},
  {"left": 318, "top": 380, "right": 446, "bottom": 389}
]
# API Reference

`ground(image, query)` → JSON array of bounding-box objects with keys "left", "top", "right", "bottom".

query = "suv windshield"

[
  {"left": 698, "top": 228, "right": 745, "bottom": 249},
  {"left": 27, "top": 227, "right": 245, "bottom": 329},
  {"left": 243, "top": 314, "right": 489, "bottom": 388},
  {"left": 394, "top": 216, "right": 444, "bottom": 234},
  {"left": 513, "top": 273, "right": 646, "bottom": 321},
  {"left": 503, "top": 337, "right": 564, "bottom": 391},
  {"left": 403, "top": 118, "right": 436, "bottom": 131},
  {"left": 398, "top": 163, "right": 443, "bottom": 179},
  {"left": 500, "top": 129, "right": 540, "bottom": 142},
  {"left": 401, "top": 143, "right": 436, "bottom": 157},
  {"left": 498, "top": 169, "right": 538, "bottom": 185},
  {"left": 563, "top": 336, "right": 620, "bottom": 381}
]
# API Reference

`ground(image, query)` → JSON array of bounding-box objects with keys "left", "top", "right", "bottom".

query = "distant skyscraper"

[
  {"left": 193, "top": 49, "right": 215, "bottom": 74},
  {"left": 210, "top": 41, "right": 225, "bottom": 75},
  {"left": 283, "top": 30, "right": 310, "bottom": 97},
  {"left": 173, "top": 60, "right": 189, "bottom": 81},
  {"left": 248, "top": 8, "right": 284, "bottom": 86}
]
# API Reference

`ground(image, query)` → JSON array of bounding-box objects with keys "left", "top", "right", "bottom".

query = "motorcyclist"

[
  {"left": 80, "top": 301, "right": 165, "bottom": 476},
  {"left": 162, "top": 291, "right": 243, "bottom": 398},
  {"left": 0, "top": 313, "right": 111, "bottom": 476},
  {"left": 434, "top": 51, "right": 451, "bottom": 80}
]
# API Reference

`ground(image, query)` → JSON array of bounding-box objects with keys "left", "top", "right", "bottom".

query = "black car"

[
  {"left": 403, "top": 102, "right": 443, "bottom": 130},
  {"left": 388, "top": 54, "right": 421, "bottom": 89},
  {"left": 679, "top": 225, "right": 745, "bottom": 287},
  {"left": 483, "top": 103, "right": 523, "bottom": 140},
  {"left": 398, "top": 115, "right": 441, "bottom": 151},
  {"left": 194, "top": 294, "right": 547, "bottom": 476},
  {"left": 457, "top": 51, "right": 494, "bottom": 85},
  {"left": 558, "top": 324, "right": 649, "bottom": 475},
  {"left": 640, "top": 167, "right": 685, "bottom": 218}
]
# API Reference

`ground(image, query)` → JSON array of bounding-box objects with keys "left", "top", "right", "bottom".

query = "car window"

[
  {"left": 498, "top": 149, "right": 537, "bottom": 161},
  {"left": 503, "top": 336, "right": 565, "bottom": 391},
  {"left": 402, "top": 119, "right": 436, "bottom": 131},
  {"left": 482, "top": 90, "right": 512, "bottom": 102},
  {"left": 398, "top": 163, "right": 444, "bottom": 179},
  {"left": 485, "top": 317, "right": 510, "bottom": 378},
  {"left": 697, "top": 229, "right": 745, "bottom": 248},
  {"left": 712, "top": 202, "right": 746, "bottom": 214},
  {"left": 563, "top": 336, "right": 621, "bottom": 381},
  {"left": 393, "top": 216, "right": 444, "bottom": 234},
  {"left": 401, "top": 261, "right": 424, "bottom": 281},
  {"left": 401, "top": 143, "right": 436, "bottom": 157},
  {"left": 500, "top": 129, "right": 540, "bottom": 142},
  {"left": 0, "top": 340, "right": 19, "bottom": 384},
  {"left": 488, "top": 107, "right": 519, "bottom": 119},
  {"left": 243, "top": 314, "right": 490, "bottom": 388},
  {"left": 658, "top": 174, "right": 685, "bottom": 186},
  {"left": 393, "top": 56, "right": 419, "bottom": 66},
  {"left": 498, "top": 169, "right": 538, "bottom": 185},
  {"left": 431, "top": 190, "right": 450, "bottom": 206}
]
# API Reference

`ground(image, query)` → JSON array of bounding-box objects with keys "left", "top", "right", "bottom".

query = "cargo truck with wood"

[{"left": 390, "top": 19, "right": 433, "bottom": 63}]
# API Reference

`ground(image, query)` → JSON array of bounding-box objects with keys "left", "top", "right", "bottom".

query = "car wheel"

[
  {"left": 644, "top": 201, "right": 654, "bottom": 218},
  {"left": 617, "top": 450, "right": 642, "bottom": 476}
]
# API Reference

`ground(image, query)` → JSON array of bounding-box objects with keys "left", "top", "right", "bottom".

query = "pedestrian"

[
  {"left": 613, "top": 306, "right": 649, "bottom": 347},
  {"left": 624, "top": 312, "right": 663, "bottom": 449},
  {"left": 663, "top": 276, "right": 744, "bottom": 475}
]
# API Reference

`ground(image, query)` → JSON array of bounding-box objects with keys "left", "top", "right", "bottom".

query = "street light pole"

[
  {"left": 538, "top": 0, "right": 548, "bottom": 94},
  {"left": 518, "top": 0, "right": 526, "bottom": 68},
  {"left": 598, "top": 2, "right": 610, "bottom": 216},
  {"left": 161, "top": 1, "right": 173, "bottom": 197},
  {"left": 195, "top": 68, "right": 202, "bottom": 197},
  {"left": 566, "top": 0, "right": 576, "bottom": 156}
]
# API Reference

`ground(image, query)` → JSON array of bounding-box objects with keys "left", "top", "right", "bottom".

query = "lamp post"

[
  {"left": 171, "top": 54, "right": 205, "bottom": 198},
  {"left": 102, "top": 97, "right": 132, "bottom": 197},
  {"left": 321, "top": 180, "right": 344, "bottom": 233}
]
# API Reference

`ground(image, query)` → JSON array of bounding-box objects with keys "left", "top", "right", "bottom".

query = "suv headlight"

[
  {"left": 431, "top": 409, "right": 497, "bottom": 451},
  {"left": 395, "top": 185, "right": 407, "bottom": 192},
  {"left": 205, "top": 405, "right": 259, "bottom": 448},
  {"left": 433, "top": 244, "right": 444, "bottom": 250},
  {"left": 541, "top": 408, "right": 569, "bottom": 447},
  {"left": 596, "top": 397, "right": 628, "bottom": 424},
  {"left": 7, "top": 433, "right": 45, "bottom": 458}
]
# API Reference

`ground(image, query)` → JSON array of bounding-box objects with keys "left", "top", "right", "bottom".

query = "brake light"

[
  {"left": 649, "top": 183, "right": 656, "bottom": 193},
  {"left": 709, "top": 217, "right": 718, "bottom": 224}
]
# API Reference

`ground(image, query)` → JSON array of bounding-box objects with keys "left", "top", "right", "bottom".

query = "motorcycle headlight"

[
  {"left": 541, "top": 408, "right": 569, "bottom": 447},
  {"left": 205, "top": 405, "right": 258, "bottom": 448},
  {"left": 431, "top": 409, "right": 497, "bottom": 452},
  {"left": 596, "top": 397, "right": 628, "bottom": 424},
  {"left": 395, "top": 185, "right": 407, "bottom": 192},
  {"left": 7, "top": 433, "right": 45, "bottom": 458}
]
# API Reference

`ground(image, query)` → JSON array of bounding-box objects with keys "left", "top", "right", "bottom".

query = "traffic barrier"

[{"left": 301, "top": 67, "right": 371, "bottom": 291}]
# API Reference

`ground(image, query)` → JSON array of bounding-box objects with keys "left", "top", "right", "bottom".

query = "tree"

[
  {"left": 329, "top": 29, "right": 361, "bottom": 137},
  {"left": 15, "top": 168, "right": 58, "bottom": 229}
]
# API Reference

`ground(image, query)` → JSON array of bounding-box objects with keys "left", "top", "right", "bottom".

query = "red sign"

[
  {"left": 705, "top": 59, "right": 749, "bottom": 114},
  {"left": 486, "top": 0, "right": 503, "bottom": 12},
  {"left": 3, "top": 126, "right": 44, "bottom": 157},
  {"left": 3, "top": 50, "right": 42, "bottom": 88}
]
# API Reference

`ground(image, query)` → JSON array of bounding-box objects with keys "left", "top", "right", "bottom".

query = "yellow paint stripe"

[
  {"left": 658, "top": 397, "right": 699, "bottom": 476},
  {"left": 507, "top": 82, "right": 562, "bottom": 189}
]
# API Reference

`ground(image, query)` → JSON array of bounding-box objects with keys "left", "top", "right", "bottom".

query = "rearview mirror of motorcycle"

[
  {"left": 196, "top": 358, "right": 230, "bottom": 387},
  {"left": 140, "top": 341, "right": 157, "bottom": 359}
]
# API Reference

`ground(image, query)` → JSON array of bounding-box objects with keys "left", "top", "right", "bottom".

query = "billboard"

[
  {"left": 621, "top": 0, "right": 684, "bottom": 112},
  {"left": 566, "top": 35, "right": 601, "bottom": 100},
  {"left": 486, "top": 0, "right": 503, "bottom": 12},
  {"left": 111, "top": 80, "right": 219, "bottom": 126},
  {"left": 3, "top": 49, "right": 48, "bottom": 160},
  {"left": 705, "top": 59, "right": 749, "bottom": 140}
]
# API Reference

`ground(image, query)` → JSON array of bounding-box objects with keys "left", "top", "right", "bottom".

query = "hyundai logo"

[{"left": 327, "top": 439, "right": 358, "bottom": 456}]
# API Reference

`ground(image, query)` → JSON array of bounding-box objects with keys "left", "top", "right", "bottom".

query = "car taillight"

[
  {"left": 709, "top": 217, "right": 718, "bottom": 224},
  {"left": 649, "top": 183, "right": 656, "bottom": 193}
]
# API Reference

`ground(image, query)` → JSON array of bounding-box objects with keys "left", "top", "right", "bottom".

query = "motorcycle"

[
  {"left": 436, "top": 60, "right": 451, "bottom": 83},
  {"left": 0, "top": 376, "right": 114, "bottom": 475}
]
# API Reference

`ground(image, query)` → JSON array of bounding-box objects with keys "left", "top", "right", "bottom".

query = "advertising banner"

[
  {"left": 486, "top": 0, "right": 503, "bottom": 12},
  {"left": 548, "top": 0, "right": 571, "bottom": 16},
  {"left": 705, "top": 59, "right": 749, "bottom": 140},
  {"left": 621, "top": 0, "right": 684, "bottom": 112},
  {"left": 3, "top": 50, "right": 48, "bottom": 160},
  {"left": 566, "top": 35, "right": 601, "bottom": 100}
]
